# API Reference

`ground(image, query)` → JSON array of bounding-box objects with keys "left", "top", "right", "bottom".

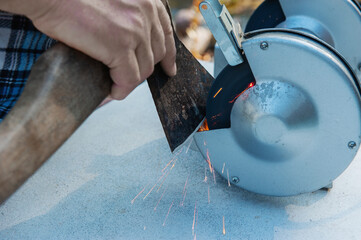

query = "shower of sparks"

[
  {"left": 186, "top": 138, "right": 193, "bottom": 154},
  {"left": 131, "top": 184, "right": 149, "bottom": 204},
  {"left": 162, "top": 158, "right": 176, "bottom": 173},
  {"left": 208, "top": 185, "right": 210, "bottom": 204},
  {"left": 203, "top": 167, "right": 208, "bottom": 183},
  {"left": 222, "top": 163, "right": 226, "bottom": 174},
  {"left": 154, "top": 186, "right": 168, "bottom": 212},
  {"left": 192, "top": 201, "right": 197, "bottom": 236},
  {"left": 223, "top": 216, "right": 226, "bottom": 235},
  {"left": 163, "top": 201, "right": 174, "bottom": 226},
  {"left": 157, "top": 158, "right": 180, "bottom": 192},
  {"left": 206, "top": 150, "right": 213, "bottom": 173},
  {"left": 143, "top": 170, "right": 169, "bottom": 200},
  {"left": 162, "top": 148, "right": 183, "bottom": 173},
  {"left": 157, "top": 169, "right": 171, "bottom": 192},
  {"left": 213, "top": 88, "right": 223, "bottom": 98},
  {"left": 227, "top": 169, "right": 231, "bottom": 187}
]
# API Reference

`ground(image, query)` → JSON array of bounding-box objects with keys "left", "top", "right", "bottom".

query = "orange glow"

[
  {"left": 213, "top": 88, "right": 223, "bottom": 98},
  {"left": 229, "top": 81, "right": 256, "bottom": 103},
  {"left": 198, "top": 120, "right": 209, "bottom": 132}
]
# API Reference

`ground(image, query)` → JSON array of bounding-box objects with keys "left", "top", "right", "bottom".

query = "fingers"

[
  {"left": 156, "top": 0, "right": 177, "bottom": 77},
  {"left": 151, "top": 5, "right": 166, "bottom": 64},
  {"left": 110, "top": 50, "right": 141, "bottom": 100}
]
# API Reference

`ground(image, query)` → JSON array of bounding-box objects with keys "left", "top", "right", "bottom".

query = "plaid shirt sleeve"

[{"left": 0, "top": 11, "right": 57, "bottom": 122}]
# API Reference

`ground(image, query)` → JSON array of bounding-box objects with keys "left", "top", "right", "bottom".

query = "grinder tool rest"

[{"left": 194, "top": 0, "right": 361, "bottom": 196}]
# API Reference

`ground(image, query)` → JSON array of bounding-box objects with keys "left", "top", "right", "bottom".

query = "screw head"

[
  {"left": 232, "top": 176, "right": 240, "bottom": 184},
  {"left": 260, "top": 42, "right": 269, "bottom": 50},
  {"left": 348, "top": 141, "right": 357, "bottom": 149}
]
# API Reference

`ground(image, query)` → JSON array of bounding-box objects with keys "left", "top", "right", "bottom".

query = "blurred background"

[
  {"left": 169, "top": 0, "right": 263, "bottom": 61},
  {"left": 169, "top": 0, "right": 361, "bottom": 62}
]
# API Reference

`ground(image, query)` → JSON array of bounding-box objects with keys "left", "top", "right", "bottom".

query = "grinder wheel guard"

[{"left": 195, "top": 0, "right": 361, "bottom": 196}]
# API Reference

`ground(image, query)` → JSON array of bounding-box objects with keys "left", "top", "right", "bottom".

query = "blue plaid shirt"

[{"left": 0, "top": 12, "right": 56, "bottom": 122}]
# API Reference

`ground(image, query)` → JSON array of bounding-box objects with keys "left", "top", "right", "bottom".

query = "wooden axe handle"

[
  {"left": 0, "top": 0, "right": 175, "bottom": 203},
  {"left": 0, "top": 43, "right": 112, "bottom": 203}
]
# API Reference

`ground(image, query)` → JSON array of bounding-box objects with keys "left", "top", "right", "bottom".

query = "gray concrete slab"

[{"left": 1, "top": 62, "right": 361, "bottom": 240}]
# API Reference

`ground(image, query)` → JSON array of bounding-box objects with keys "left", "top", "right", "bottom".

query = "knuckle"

[
  {"left": 140, "top": 0, "right": 154, "bottom": 10},
  {"left": 163, "top": 23, "right": 174, "bottom": 36}
]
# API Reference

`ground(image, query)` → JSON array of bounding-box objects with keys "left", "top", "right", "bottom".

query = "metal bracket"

[{"left": 200, "top": 0, "right": 244, "bottom": 66}]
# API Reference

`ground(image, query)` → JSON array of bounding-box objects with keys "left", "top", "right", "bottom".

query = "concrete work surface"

[{"left": 1, "top": 62, "right": 361, "bottom": 240}]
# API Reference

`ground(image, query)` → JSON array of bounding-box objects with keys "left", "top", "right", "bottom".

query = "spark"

[
  {"left": 186, "top": 138, "right": 193, "bottom": 153},
  {"left": 208, "top": 185, "right": 210, "bottom": 203},
  {"left": 223, "top": 216, "right": 226, "bottom": 235},
  {"left": 180, "top": 189, "right": 187, "bottom": 207},
  {"left": 180, "top": 175, "right": 189, "bottom": 206},
  {"left": 204, "top": 140, "right": 207, "bottom": 146},
  {"left": 163, "top": 201, "right": 174, "bottom": 226},
  {"left": 154, "top": 186, "right": 168, "bottom": 211},
  {"left": 182, "top": 175, "right": 189, "bottom": 195},
  {"left": 157, "top": 158, "right": 179, "bottom": 192},
  {"left": 131, "top": 184, "right": 149, "bottom": 204},
  {"left": 222, "top": 162, "right": 226, "bottom": 174},
  {"left": 203, "top": 167, "right": 208, "bottom": 183},
  {"left": 229, "top": 92, "right": 243, "bottom": 104},
  {"left": 162, "top": 158, "right": 175, "bottom": 173},
  {"left": 213, "top": 88, "right": 223, "bottom": 98},
  {"left": 206, "top": 150, "right": 213, "bottom": 173},
  {"left": 192, "top": 201, "right": 197, "bottom": 236},
  {"left": 211, "top": 113, "right": 222, "bottom": 120},
  {"left": 227, "top": 169, "right": 231, "bottom": 187},
  {"left": 213, "top": 169, "right": 217, "bottom": 184},
  {"left": 170, "top": 157, "right": 179, "bottom": 170},
  {"left": 143, "top": 170, "right": 168, "bottom": 200},
  {"left": 229, "top": 82, "right": 256, "bottom": 104}
]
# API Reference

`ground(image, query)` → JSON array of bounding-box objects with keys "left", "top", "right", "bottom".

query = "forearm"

[{"left": 0, "top": 0, "right": 58, "bottom": 19}]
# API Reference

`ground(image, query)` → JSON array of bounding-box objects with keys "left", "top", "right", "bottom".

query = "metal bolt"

[
  {"left": 348, "top": 141, "right": 357, "bottom": 149},
  {"left": 260, "top": 42, "right": 269, "bottom": 50},
  {"left": 232, "top": 176, "right": 240, "bottom": 184}
]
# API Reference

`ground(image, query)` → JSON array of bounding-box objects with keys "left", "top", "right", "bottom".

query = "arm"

[{"left": 0, "top": 0, "right": 177, "bottom": 99}]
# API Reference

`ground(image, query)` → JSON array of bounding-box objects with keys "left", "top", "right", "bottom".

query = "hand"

[{"left": 4, "top": 0, "right": 177, "bottom": 100}]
